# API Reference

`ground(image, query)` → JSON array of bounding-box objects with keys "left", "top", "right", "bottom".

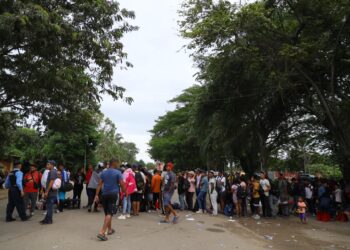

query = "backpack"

[
  {"left": 224, "top": 204, "right": 233, "bottom": 217},
  {"left": 59, "top": 170, "right": 73, "bottom": 192},
  {"left": 216, "top": 178, "right": 222, "bottom": 193},
  {"left": 183, "top": 178, "right": 190, "bottom": 191},
  {"left": 237, "top": 184, "right": 247, "bottom": 199},
  {"left": 135, "top": 172, "right": 145, "bottom": 191}
]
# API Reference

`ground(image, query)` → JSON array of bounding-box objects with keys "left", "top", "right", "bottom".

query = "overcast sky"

[
  {"left": 101, "top": 0, "right": 196, "bottom": 163},
  {"left": 101, "top": 0, "right": 247, "bottom": 163}
]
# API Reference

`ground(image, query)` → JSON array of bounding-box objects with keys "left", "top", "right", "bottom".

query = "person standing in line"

[
  {"left": 260, "top": 172, "right": 272, "bottom": 217},
  {"left": 95, "top": 159, "right": 126, "bottom": 241},
  {"left": 23, "top": 162, "right": 41, "bottom": 216},
  {"left": 196, "top": 170, "right": 208, "bottom": 214},
  {"left": 186, "top": 171, "right": 195, "bottom": 211},
  {"left": 151, "top": 170, "right": 162, "bottom": 210},
  {"left": 5, "top": 160, "right": 30, "bottom": 222},
  {"left": 160, "top": 165, "right": 168, "bottom": 214},
  {"left": 57, "top": 163, "right": 68, "bottom": 212},
  {"left": 73, "top": 167, "right": 85, "bottom": 208},
  {"left": 40, "top": 160, "right": 57, "bottom": 224},
  {"left": 177, "top": 172, "right": 187, "bottom": 211},
  {"left": 305, "top": 181, "right": 315, "bottom": 216},
  {"left": 131, "top": 165, "right": 146, "bottom": 216},
  {"left": 118, "top": 166, "right": 136, "bottom": 219},
  {"left": 208, "top": 171, "right": 218, "bottom": 216},
  {"left": 160, "top": 162, "right": 178, "bottom": 224},
  {"left": 194, "top": 169, "right": 202, "bottom": 212},
  {"left": 83, "top": 163, "right": 94, "bottom": 208},
  {"left": 87, "top": 162, "right": 104, "bottom": 212},
  {"left": 278, "top": 173, "right": 289, "bottom": 216},
  {"left": 251, "top": 175, "right": 261, "bottom": 220}
]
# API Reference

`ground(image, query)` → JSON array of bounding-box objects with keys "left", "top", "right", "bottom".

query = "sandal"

[
  {"left": 107, "top": 229, "right": 116, "bottom": 235},
  {"left": 97, "top": 234, "right": 108, "bottom": 241}
]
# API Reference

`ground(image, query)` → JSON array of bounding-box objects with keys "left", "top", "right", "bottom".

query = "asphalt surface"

[{"left": 0, "top": 191, "right": 349, "bottom": 250}]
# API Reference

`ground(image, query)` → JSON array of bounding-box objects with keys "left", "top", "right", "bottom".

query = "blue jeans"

[
  {"left": 45, "top": 196, "right": 56, "bottom": 222},
  {"left": 122, "top": 195, "right": 131, "bottom": 214},
  {"left": 197, "top": 191, "right": 207, "bottom": 211},
  {"left": 179, "top": 193, "right": 186, "bottom": 210}
]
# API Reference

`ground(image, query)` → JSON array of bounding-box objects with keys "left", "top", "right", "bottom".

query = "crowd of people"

[{"left": 2, "top": 159, "right": 350, "bottom": 240}]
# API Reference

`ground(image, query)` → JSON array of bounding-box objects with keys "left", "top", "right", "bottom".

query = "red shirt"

[
  {"left": 86, "top": 169, "right": 93, "bottom": 184},
  {"left": 24, "top": 171, "right": 42, "bottom": 193}
]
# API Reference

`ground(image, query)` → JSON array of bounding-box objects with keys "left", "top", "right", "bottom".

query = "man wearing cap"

[
  {"left": 5, "top": 160, "right": 29, "bottom": 222},
  {"left": 23, "top": 162, "right": 42, "bottom": 216},
  {"left": 161, "top": 162, "right": 178, "bottom": 224},
  {"left": 40, "top": 160, "right": 58, "bottom": 224}
]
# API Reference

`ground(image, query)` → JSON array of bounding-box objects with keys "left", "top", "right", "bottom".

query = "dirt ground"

[{"left": 0, "top": 192, "right": 349, "bottom": 250}]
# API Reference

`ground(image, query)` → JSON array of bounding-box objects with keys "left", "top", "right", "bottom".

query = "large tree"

[
  {"left": 148, "top": 85, "right": 206, "bottom": 170},
  {"left": 0, "top": 0, "right": 136, "bottom": 122},
  {"left": 179, "top": 0, "right": 350, "bottom": 179}
]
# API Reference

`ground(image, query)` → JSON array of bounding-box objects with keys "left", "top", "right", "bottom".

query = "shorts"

[
  {"left": 252, "top": 197, "right": 260, "bottom": 207},
  {"left": 299, "top": 213, "right": 306, "bottom": 220},
  {"left": 131, "top": 193, "right": 142, "bottom": 202},
  {"left": 102, "top": 194, "right": 117, "bottom": 216},
  {"left": 163, "top": 191, "right": 173, "bottom": 206}
]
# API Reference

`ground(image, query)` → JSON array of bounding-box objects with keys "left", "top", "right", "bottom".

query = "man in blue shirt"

[
  {"left": 5, "top": 160, "right": 29, "bottom": 222},
  {"left": 196, "top": 170, "right": 208, "bottom": 214},
  {"left": 95, "top": 159, "right": 126, "bottom": 241}
]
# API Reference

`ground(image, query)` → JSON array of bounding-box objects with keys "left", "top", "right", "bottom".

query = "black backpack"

[
  {"left": 135, "top": 172, "right": 145, "bottom": 191},
  {"left": 183, "top": 178, "right": 190, "bottom": 191},
  {"left": 216, "top": 178, "right": 222, "bottom": 193}
]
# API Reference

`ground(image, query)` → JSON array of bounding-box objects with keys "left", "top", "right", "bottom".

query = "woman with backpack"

[
  {"left": 131, "top": 165, "right": 145, "bottom": 216},
  {"left": 118, "top": 166, "right": 136, "bottom": 219}
]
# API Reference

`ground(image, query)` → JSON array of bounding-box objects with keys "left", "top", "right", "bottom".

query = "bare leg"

[{"left": 100, "top": 215, "right": 112, "bottom": 235}]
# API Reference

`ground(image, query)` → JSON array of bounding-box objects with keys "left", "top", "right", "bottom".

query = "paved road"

[{"left": 0, "top": 192, "right": 349, "bottom": 250}]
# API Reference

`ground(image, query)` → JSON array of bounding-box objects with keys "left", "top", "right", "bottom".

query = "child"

[{"left": 297, "top": 197, "right": 307, "bottom": 224}]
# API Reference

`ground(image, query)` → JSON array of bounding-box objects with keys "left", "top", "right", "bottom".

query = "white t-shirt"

[
  {"left": 305, "top": 186, "right": 313, "bottom": 199},
  {"left": 334, "top": 189, "right": 342, "bottom": 203},
  {"left": 260, "top": 179, "right": 270, "bottom": 196},
  {"left": 41, "top": 169, "right": 50, "bottom": 188},
  {"left": 209, "top": 178, "right": 217, "bottom": 194},
  {"left": 216, "top": 176, "right": 226, "bottom": 192}
]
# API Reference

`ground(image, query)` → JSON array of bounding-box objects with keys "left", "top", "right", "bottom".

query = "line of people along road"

[{"left": 3, "top": 159, "right": 350, "bottom": 241}]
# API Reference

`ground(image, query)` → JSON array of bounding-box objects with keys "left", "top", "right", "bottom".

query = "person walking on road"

[
  {"left": 5, "top": 160, "right": 30, "bottom": 222},
  {"left": 94, "top": 159, "right": 126, "bottom": 241},
  {"left": 160, "top": 162, "right": 178, "bottom": 224}
]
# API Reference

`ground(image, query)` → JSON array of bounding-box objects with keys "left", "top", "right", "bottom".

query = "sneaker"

[
  {"left": 196, "top": 210, "right": 203, "bottom": 214},
  {"left": 253, "top": 214, "right": 260, "bottom": 220},
  {"left": 118, "top": 215, "right": 126, "bottom": 220},
  {"left": 126, "top": 214, "right": 131, "bottom": 218},
  {"left": 42, "top": 212, "right": 47, "bottom": 215},
  {"left": 31, "top": 212, "right": 35, "bottom": 216}
]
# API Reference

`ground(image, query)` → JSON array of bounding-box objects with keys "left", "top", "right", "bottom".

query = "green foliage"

[
  {"left": 177, "top": 0, "right": 350, "bottom": 180},
  {"left": 95, "top": 117, "right": 138, "bottom": 163},
  {"left": 148, "top": 85, "right": 206, "bottom": 170},
  {"left": 308, "top": 163, "right": 342, "bottom": 180},
  {"left": 0, "top": 0, "right": 137, "bottom": 125}
]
